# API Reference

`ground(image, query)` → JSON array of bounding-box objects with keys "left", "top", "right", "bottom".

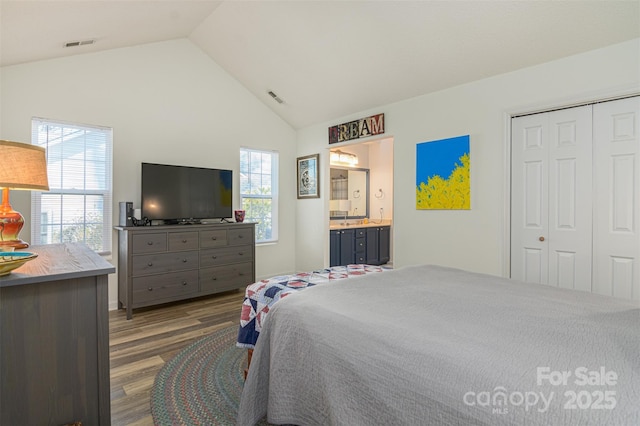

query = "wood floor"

[{"left": 109, "top": 290, "right": 246, "bottom": 426}]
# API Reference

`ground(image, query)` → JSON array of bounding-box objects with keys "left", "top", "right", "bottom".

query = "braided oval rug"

[{"left": 151, "top": 325, "right": 269, "bottom": 425}]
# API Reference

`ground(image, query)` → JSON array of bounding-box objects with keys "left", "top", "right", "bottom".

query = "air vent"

[
  {"left": 267, "top": 90, "right": 284, "bottom": 104},
  {"left": 64, "top": 39, "right": 96, "bottom": 48}
]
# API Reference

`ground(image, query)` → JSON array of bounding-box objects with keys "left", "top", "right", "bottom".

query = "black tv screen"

[{"left": 141, "top": 162, "right": 232, "bottom": 222}]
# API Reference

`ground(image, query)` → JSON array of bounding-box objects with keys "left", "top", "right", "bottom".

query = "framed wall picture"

[
  {"left": 416, "top": 135, "right": 470, "bottom": 210},
  {"left": 297, "top": 154, "right": 320, "bottom": 199}
]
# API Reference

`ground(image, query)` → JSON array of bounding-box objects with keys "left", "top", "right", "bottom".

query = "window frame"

[
  {"left": 30, "top": 117, "right": 113, "bottom": 255},
  {"left": 239, "top": 147, "right": 279, "bottom": 244}
]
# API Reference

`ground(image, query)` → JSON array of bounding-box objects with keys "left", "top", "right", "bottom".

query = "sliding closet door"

[
  {"left": 511, "top": 106, "right": 593, "bottom": 289},
  {"left": 593, "top": 96, "right": 640, "bottom": 300}
]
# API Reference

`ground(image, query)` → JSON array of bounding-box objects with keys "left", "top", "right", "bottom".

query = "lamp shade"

[{"left": 0, "top": 140, "right": 49, "bottom": 191}]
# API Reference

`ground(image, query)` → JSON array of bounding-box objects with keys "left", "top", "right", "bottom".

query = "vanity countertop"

[{"left": 329, "top": 220, "right": 392, "bottom": 230}]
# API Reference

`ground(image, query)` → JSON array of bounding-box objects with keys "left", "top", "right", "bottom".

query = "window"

[
  {"left": 240, "top": 148, "right": 278, "bottom": 243},
  {"left": 31, "top": 118, "right": 113, "bottom": 254}
]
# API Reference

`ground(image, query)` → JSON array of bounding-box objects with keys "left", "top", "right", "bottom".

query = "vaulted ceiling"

[{"left": 2, "top": 1, "right": 639, "bottom": 129}]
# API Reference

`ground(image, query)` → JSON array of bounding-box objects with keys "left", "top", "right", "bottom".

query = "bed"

[
  {"left": 236, "top": 264, "right": 389, "bottom": 349},
  {"left": 237, "top": 264, "right": 640, "bottom": 426},
  {"left": 236, "top": 264, "right": 389, "bottom": 378}
]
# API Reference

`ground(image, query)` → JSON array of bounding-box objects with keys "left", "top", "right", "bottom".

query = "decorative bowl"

[{"left": 0, "top": 252, "right": 38, "bottom": 276}]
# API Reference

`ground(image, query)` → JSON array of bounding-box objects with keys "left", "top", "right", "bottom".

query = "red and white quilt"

[{"left": 236, "top": 264, "right": 388, "bottom": 348}]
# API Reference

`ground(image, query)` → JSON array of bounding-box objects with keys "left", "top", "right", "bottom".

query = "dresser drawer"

[
  {"left": 132, "top": 233, "right": 167, "bottom": 254},
  {"left": 132, "top": 270, "right": 199, "bottom": 304},
  {"left": 200, "top": 245, "right": 253, "bottom": 268},
  {"left": 200, "top": 262, "right": 254, "bottom": 293},
  {"left": 132, "top": 251, "right": 199, "bottom": 276},
  {"left": 355, "top": 235, "right": 366, "bottom": 264},
  {"left": 200, "top": 229, "right": 228, "bottom": 248},
  {"left": 228, "top": 227, "right": 254, "bottom": 246},
  {"left": 168, "top": 231, "right": 199, "bottom": 251}
]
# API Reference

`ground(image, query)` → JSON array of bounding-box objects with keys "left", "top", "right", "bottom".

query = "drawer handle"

[
  {"left": 147, "top": 241, "right": 153, "bottom": 245},
  {"left": 212, "top": 255, "right": 217, "bottom": 259},
  {"left": 182, "top": 258, "right": 188, "bottom": 263},
  {"left": 239, "top": 272, "right": 244, "bottom": 276},
  {"left": 211, "top": 276, "right": 217, "bottom": 281},
  {"left": 238, "top": 252, "right": 244, "bottom": 256},
  {"left": 238, "top": 235, "right": 243, "bottom": 239},
  {"left": 148, "top": 262, "right": 153, "bottom": 267},
  {"left": 211, "top": 237, "right": 217, "bottom": 240},
  {"left": 182, "top": 239, "right": 187, "bottom": 243},
  {"left": 182, "top": 281, "right": 187, "bottom": 286},
  {"left": 148, "top": 287, "right": 153, "bottom": 291}
]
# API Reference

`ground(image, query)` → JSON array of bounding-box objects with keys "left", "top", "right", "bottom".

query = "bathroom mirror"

[{"left": 329, "top": 167, "right": 369, "bottom": 219}]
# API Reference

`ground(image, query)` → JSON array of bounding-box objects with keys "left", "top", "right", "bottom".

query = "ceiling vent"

[
  {"left": 64, "top": 39, "right": 96, "bottom": 48},
  {"left": 267, "top": 91, "right": 284, "bottom": 104}
]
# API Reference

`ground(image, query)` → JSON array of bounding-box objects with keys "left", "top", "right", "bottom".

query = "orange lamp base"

[{"left": 0, "top": 188, "right": 29, "bottom": 250}]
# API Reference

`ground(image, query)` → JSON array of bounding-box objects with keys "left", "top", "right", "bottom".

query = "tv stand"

[{"left": 115, "top": 222, "right": 255, "bottom": 319}]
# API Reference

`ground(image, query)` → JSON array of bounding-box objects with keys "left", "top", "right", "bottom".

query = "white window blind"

[
  {"left": 31, "top": 118, "right": 113, "bottom": 254},
  {"left": 240, "top": 148, "right": 278, "bottom": 243}
]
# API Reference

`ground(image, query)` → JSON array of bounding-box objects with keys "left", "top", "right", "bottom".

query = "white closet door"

[
  {"left": 511, "top": 106, "right": 592, "bottom": 289},
  {"left": 547, "top": 106, "right": 593, "bottom": 291},
  {"left": 511, "top": 113, "right": 549, "bottom": 284},
  {"left": 593, "top": 96, "right": 640, "bottom": 300}
]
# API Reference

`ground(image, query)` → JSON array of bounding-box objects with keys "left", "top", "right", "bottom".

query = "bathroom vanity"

[{"left": 329, "top": 222, "right": 390, "bottom": 266}]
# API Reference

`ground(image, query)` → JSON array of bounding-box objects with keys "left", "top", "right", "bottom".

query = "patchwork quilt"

[{"left": 237, "top": 264, "right": 389, "bottom": 348}]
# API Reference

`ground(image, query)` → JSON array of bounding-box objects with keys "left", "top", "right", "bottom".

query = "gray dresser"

[
  {"left": 0, "top": 243, "right": 115, "bottom": 426},
  {"left": 116, "top": 222, "right": 255, "bottom": 319}
]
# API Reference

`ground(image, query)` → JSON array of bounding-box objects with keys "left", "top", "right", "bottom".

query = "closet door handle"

[{"left": 539, "top": 236, "right": 545, "bottom": 242}]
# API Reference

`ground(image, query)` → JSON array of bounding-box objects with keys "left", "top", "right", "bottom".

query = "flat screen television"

[{"left": 141, "top": 162, "right": 232, "bottom": 223}]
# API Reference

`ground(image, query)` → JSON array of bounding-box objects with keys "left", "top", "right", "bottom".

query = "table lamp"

[{"left": 0, "top": 140, "right": 49, "bottom": 249}]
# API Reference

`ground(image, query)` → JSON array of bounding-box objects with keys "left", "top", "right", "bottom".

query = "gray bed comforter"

[{"left": 237, "top": 265, "right": 640, "bottom": 425}]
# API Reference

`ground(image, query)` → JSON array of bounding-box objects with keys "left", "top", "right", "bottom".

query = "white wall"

[
  {"left": 297, "top": 38, "right": 640, "bottom": 276},
  {"left": 0, "top": 38, "right": 298, "bottom": 309},
  {"left": 368, "top": 138, "right": 394, "bottom": 223},
  {"left": 2, "top": 37, "right": 638, "bottom": 302}
]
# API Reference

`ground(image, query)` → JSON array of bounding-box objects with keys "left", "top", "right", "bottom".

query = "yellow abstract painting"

[{"left": 416, "top": 135, "right": 470, "bottom": 210}]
